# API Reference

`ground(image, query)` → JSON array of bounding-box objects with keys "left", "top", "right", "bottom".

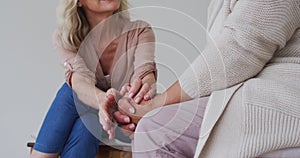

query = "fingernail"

[
  {"left": 129, "top": 124, "right": 135, "bottom": 129},
  {"left": 104, "top": 117, "right": 108, "bottom": 122},
  {"left": 129, "top": 93, "right": 134, "bottom": 98},
  {"left": 103, "top": 126, "right": 106, "bottom": 130},
  {"left": 144, "top": 95, "right": 150, "bottom": 100},
  {"left": 135, "top": 97, "right": 141, "bottom": 103},
  {"left": 129, "top": 107, "right": 135, "bottom": 114},
  {"left": 124, "top": 117, "right": 130, "bottom": 123}
]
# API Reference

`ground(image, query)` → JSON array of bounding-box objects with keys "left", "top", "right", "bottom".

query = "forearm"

[
  {"left": 120, "top": 81, "right": 192, "bottom": 124},
  {"left": 71, "top": 73, "right": 105, "bottom": 110},
  {"left": 151, "top": 81, "right": 192, "bottom": 108}
]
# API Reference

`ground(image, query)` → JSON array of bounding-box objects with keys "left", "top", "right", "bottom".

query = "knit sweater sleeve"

[{"left": 179, "top": 0, "right": 300, "bottom": 98}]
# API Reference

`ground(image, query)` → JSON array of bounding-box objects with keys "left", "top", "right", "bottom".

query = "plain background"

[{"left": 0, "top": 0, "right": 210, "bottom": 157}]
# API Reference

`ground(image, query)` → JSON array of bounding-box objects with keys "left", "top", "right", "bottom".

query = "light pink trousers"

[
  {"left": 132, "top": 97, "right": 209, "bottom": 158},
  {"left": 131, "top": 97, "right": 300, "bottom": 158}
]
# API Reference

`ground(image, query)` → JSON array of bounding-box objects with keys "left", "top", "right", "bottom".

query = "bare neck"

[{"left": 85, "top": 11, "right": 114, "bottom": 29}]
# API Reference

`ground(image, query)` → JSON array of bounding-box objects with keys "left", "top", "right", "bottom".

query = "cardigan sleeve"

[
  {"left": 179, "top": 0, "right": 300, "bottom": 98},
  {"left": 131, "top": 21, "right": 157, "bottom": 81},
  {"left": 52, "top": 30, "right": 96, "bottom": 87}
]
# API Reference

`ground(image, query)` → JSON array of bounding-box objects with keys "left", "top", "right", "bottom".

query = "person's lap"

[
  {"left": 34, "top": 83, "right": 130, "bottom": 157},
  {"left": 34, "top": 83, "right": 84, "bottom": 154},
  {"left": 133, "top": 97, "right": 209, "bottom": 158}
]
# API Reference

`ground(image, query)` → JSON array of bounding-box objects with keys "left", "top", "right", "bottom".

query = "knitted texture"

[{"left": 179, "top": 0, "right": 300, "bottom": 98}]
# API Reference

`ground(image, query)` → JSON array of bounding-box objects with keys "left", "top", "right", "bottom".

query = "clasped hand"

[{"left": 98, "top": 78, "right": 156, "bottom": 140}]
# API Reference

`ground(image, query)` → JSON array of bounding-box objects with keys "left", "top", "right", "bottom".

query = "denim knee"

[{"left": 34, "top": 83, "right": 80, "bottom": 153}]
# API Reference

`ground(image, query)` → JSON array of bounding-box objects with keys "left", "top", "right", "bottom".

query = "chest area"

[{"left": 99, "top": 37, "right": 121, "bottom": 75}]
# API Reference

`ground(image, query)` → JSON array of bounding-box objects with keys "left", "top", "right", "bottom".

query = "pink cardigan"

[{"left": 53, "top": 18, "right": 156, "bottom": 91}]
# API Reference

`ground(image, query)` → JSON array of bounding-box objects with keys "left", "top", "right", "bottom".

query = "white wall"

[
  {"left": 0, "top": 0, "right": 63, "bottom": 157},
  {"left": 0, "top": 0, "right": 209, "bottom": 157}
]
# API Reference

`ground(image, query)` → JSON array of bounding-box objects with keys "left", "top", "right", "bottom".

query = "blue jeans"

[{"left": 34, "top": 83, "right": 130, "bottom": 158}]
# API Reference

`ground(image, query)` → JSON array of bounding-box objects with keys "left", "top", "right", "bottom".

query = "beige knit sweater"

[
  {"left": 178, "top": 0, "right": 300, "bottom": 157},
  {"left": 179, "top": 0, "right": 300, "bottom": 98}
]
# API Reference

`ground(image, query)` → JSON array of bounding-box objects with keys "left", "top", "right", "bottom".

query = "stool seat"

[{"left": 27, "top": 141, "right": 132, "bottom": 158}]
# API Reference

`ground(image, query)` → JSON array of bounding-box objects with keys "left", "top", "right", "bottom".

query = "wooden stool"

[{"left": 27, "top": 142, "right": 132, "bottom": 158}]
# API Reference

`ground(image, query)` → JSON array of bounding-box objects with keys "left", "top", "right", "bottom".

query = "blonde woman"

[{"left": 31, "top": 0, "right": 157, "bottom": 157}]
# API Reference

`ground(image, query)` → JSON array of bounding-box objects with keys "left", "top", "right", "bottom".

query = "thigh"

[
  {"left": 34, "top": 83, "right": 81, "bottom": 153},
  {"left": 61, "top": 117, "right": 100, "bottom": 158},
  {"left": 133, "top": 97, "right": 209, "bottom": 158}
]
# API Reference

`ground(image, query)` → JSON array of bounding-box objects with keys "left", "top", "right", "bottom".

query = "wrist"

[
  {"left": 151, "top": 93, "right": 167, "bottom": 108},
  {"left": 96, "top": 91, "right": 106, "bottom": 104}
]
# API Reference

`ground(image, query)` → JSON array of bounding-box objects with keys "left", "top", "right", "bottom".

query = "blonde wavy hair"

[{"left": 56, "top": 0, "right": 130, "bottom": 51}]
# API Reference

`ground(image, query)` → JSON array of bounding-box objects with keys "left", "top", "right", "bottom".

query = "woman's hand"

[
  {"left": 97, "top": 90, "right": 116, "bottom": 140},
  {"left": 113, "top": 111, "right": 136, "bottom": 139},
  {"left": 118, "top": 95, "right": 164, "bottom": 124},
  {"left": 115, "top": 93, "right": 174, "bottom": 140},
  {"left": 98, "top": 88, "right": 132, "bottom": 139},
  {"left": 117, "top": 81, "right": 193, "bottom": 124},
  {"left": 126, "top": 77, "right": 157, "bottom": 104}
]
